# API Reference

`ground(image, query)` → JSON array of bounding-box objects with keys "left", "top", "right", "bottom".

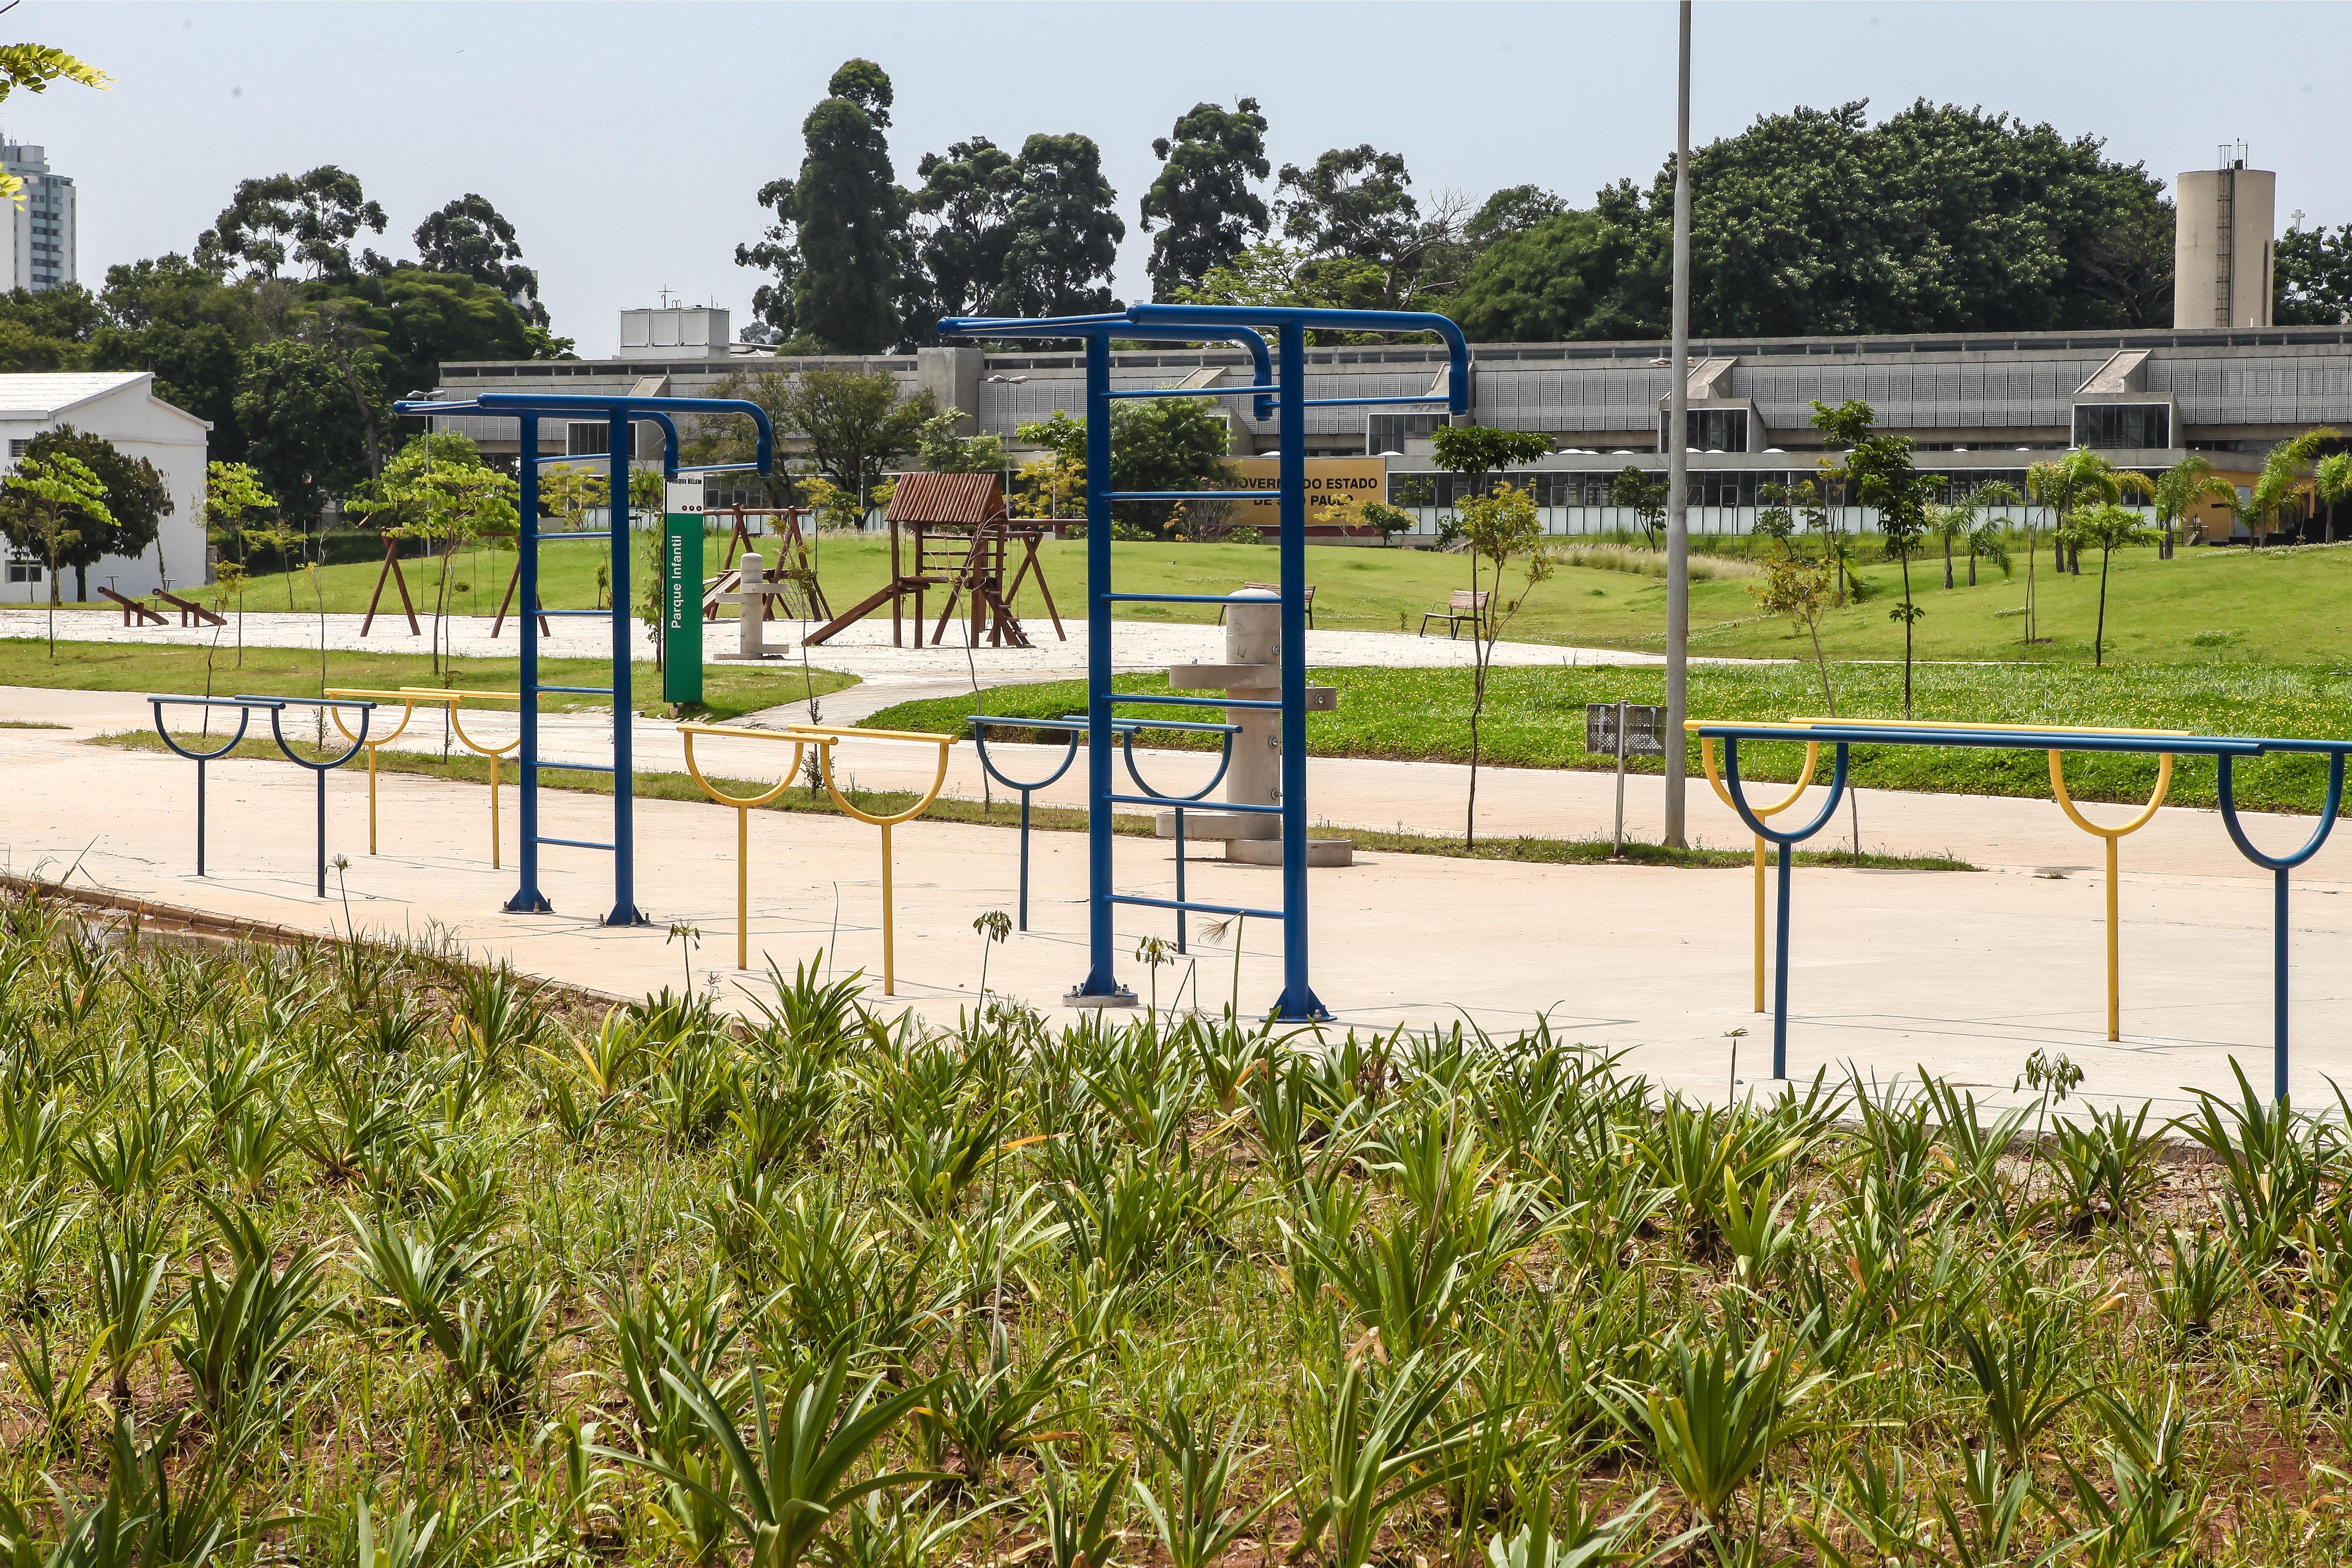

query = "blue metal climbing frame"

[
  {"left": 937, "top": 304, "right": 1470, "bottom": 1020},
  {"left": 390, "top": 391, "right": 773, "bottom": 925}
]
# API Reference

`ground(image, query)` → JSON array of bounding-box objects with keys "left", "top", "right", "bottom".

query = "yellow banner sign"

[{"left": 1227, "top": 457, "right": 1385, "bottom": 526}]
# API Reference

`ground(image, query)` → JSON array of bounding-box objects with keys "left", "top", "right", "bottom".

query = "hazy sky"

[{"left": 17, "top": 2, "right": 2352, "bottom": 356}]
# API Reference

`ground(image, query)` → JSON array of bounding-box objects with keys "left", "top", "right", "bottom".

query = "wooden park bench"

[
  {"left": 1217, "top": 581, "right": 1316, "bottom": 628},
  {"left": 155, "top": 588, "right": 225, "bottom": 627},
  {"left": 1419, "top": 589, "right": 1490, "bottom": 639},
  {"left": 98, "top": 586, "right": 168, "bottom": 626}
]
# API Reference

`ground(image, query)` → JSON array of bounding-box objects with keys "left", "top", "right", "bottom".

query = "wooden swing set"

[{"left": 803, "top": 472, "right": 1063, "bottom": 648}]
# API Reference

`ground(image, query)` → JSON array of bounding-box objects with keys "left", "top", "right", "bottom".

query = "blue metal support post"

[
  {"left": 606, "top": 411, "right": 644, "bottom": 926},
  {"left": 1075, "top": 334, "right": 1126, "bottom": 1000},
  {"left": 1274, "top": 320, "right": 1323, "bottom": 1020},
  {"left": 508, "top": 415, "right": 551, "bottom": 913}
]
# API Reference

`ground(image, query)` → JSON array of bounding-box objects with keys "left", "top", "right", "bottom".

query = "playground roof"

[{"left": 886, "top": 471, "right": 1006, "bottom": 525}]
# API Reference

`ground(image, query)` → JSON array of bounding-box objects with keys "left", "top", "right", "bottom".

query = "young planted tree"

[
  {"left": 1965, "top": 480, "right": 2022, "bottom": 585},
  {"left": 0, "top": 453, "right": 112, "bottom": 656},
  {"left": 1845, "top": 429, "right": 1942, "bottom": 716},
  {"left": 2069, "top": 502, "right": 2154, "bottom": 668},
  {"left": 202, "top": 460, "right": 275, "bottom": 666},
  {"left": 1808, "top": 399, "right": 1875, "bottom": 605},
  {"left": 2318, "top": 452, "right": 2352, "bottom": 545},
  {"left": 2024, "top": 449, "right": 2151, "bottom": 644},
  {"left": 1430, "top": 425, "right": 1550, "bottom": 567},
  {"left": 1609, "top": 466, "right": 1669, "bottom": 550},
  {"left": 1931, "top": 501, "right": 1974, "bottom": 590},
  {"left": 1456, "top": 481, "right": 1550, "bottom": 848}
]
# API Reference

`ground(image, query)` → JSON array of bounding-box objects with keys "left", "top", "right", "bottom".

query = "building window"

[
  {"left": 6, "top": 561, "right": 41, "bottom": 583},
  {"left": 1366, "top": 412, "right": 1440, "bottom": 455},
  {"left": 6, "top": 440, "right": 25, "bottom": 458},
  {"left": 1658, "top": 407, "right": 1749, "bottom": 452},
  {"left": 2072, "top": 403, "right": 2171, "bottom": 450}
]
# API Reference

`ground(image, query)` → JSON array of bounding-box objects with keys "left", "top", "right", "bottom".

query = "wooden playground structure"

[
  {"left": 702, "top": 506, "right": 829, "bottom": 625},
  {"left": 804, "top": 472, "right": 1063, "bottom": 648}
]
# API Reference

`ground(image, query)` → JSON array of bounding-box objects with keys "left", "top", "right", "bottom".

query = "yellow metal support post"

[
  {"left": 326, "top": 689, "right": 438, "bottom": 854},
  {"left": 792, "top": 723, "right": 958, "bottom": 996},
  {"left": 2049, "top": 750, "right": 2174, "bottom": 1042},
  {"left": 678, "top": 724, "right": 810, "bottom": 970},
  {"left": 401, "top": 689, "right": 524, "bottom": 868}
]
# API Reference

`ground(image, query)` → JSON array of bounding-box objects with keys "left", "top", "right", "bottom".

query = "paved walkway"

[{"left": 4, "top": 706, "right": 2348, "bottom": 1116}]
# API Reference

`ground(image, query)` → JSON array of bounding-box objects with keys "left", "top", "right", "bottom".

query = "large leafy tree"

[
  {"left": 1139, "top": 99, "right": 1270, "bottom": 300},
  {"left": 1107, "top": 399, "right": 1235, "bottom": 530},
  {"left": 21, "top": 425, "right": 173, "bottom": 601},
  {"left": 775, "top": 366, "right": 936, "bottom": 499},
  {"left": 195, "top": 166, "right": 388, "bottom": 280},
  {"left": 998, "top": 133, "right": 1125, "bottom": 320},
  {"left": 2278, "top": 221, "right": 2352, "bottom": 326},
  {"left": 1275, "top": 144, "right": 1467, "bottom": 311},
  {"left": 233, "top": 339, "right": 380, "bottom": 526},
  {"left": 738, "top": 59, "right": 915, "bottom": 352},
  {"left": 1448, "top": 211, "right": 1648, "bottom": 343},
  {"left": 910, "top": 137, "right": 1020, "bottom": 320},
  {"left": 407, "top": 194, "right": 549, "bottom": 327}
]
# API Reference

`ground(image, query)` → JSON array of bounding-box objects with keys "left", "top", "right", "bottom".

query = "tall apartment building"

[{"left": 0, "top": 144, "right": 75, "bottom": 292}]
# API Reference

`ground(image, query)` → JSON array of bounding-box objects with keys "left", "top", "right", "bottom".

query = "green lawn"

[
  {"left": 0, "top": 639, "right": 857, "bottom": 723},
  {"left": 867, "top": 660, "right": 2352, "bottom": 815},
  {"left": 213, "top": 529, "right": 2352, "bottom": 668}
]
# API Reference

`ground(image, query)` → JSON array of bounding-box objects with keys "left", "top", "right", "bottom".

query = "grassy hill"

[{"left": 194, "top": 529, "right": 2352, "bottom": 668}]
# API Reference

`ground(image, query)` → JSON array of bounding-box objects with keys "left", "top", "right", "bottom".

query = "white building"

[
  {"left": 0, "top": 144, "right": 75, "bottom": 292},
  {"left": 0, "top": 373, "right": 209, "bottom": 602}
]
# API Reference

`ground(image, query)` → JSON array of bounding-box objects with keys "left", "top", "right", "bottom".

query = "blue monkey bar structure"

[
  {"left": 391, "top": 391, "right": 774, "bottom": 925},
  {"left": 1694, "top": 718, "right": 2352, "bottom": 1102},
  {"left": 937, "top": 304, "right": 1470, "bottom": 1019}
]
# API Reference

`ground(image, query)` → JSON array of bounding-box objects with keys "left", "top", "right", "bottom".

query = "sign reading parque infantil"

[{"left": 1228, "top": 457, "right": 1386, "bottom": 526}]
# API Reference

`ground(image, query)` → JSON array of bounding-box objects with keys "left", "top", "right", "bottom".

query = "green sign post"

[{"left": 662, "top": 513, "right": 703, "bottom": 706}]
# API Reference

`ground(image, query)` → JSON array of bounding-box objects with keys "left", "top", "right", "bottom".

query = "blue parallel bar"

[
  {"left": 540, "top": 609, "right": 611, "bottom": 618},
  {"left": 532, "top": 835, "right": 616, "bottom": 852},
  {"left": 1298, "top": 395, "right": 1452, "bottom": 407},
  {"left": 1108, "top": 893, "right": 1286, "bottom": 921},
  {"left": 536, "top": 685, "right": 614, "bottom": 695},
  {"left": 1103, "top": 592, "right": 1275, "bottom": 605},
  {"left": 1698, "top": 723, "right": 2263, "bottom": 757},
  {"left": 1103, "top": 489, "right": 1267, "bottom": 501},
  {"left": 1115, "top": 693, "right": 1282, "bottom": 712},
  {"left": 539, "top": 532, "right": 613, "bottom": 541},
  {"left": 1108, "top": 794, "right": 1281, "bottom": 814},
  {"left": 971, "top": 715, "right": 1241, "bottom": 736},
  {"left": 1104, "top": 385, "right": 1281, "bottom": 399},
  {"left": 535, "top": 760, "right": 617, "bottom": 773}
]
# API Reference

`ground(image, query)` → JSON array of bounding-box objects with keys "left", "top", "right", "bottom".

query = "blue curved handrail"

[
  {"left": 235, "top": 696, "right": 375, "bottom": 898},
  {"left": 2217, "top": 746, "right": 2351, "bottom": 1102},
  {"left": 1119, "top": 726, "right": 1238, "bottom": 804},
  {"left": 148, "top": 695, "right": 258, "bottom": 878},
  {"left": 1719, "top": 735, "right": 1851, "bottom": 844},
  {"left": 969, "top": 716, "right": 1084, "bottom": 933}
]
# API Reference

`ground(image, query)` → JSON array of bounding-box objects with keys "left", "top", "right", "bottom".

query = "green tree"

[
  {"left": 2254, "top": 427, "right": 2341, "bottom": 543},
  {"left": 2276, "top": 220, "right": 2352, "bottom": 327},
  {"left": 2316, "top": 452, "right": 2352, "bottom": 546},
  {"left": 195, "top": 166, "right": 387, "bottom": 280},
  {"left": 0, "top": 453, "right": 111, "bottom": 654},
  {"left": 2068, "top": 503, "right": 2154, "bottom": 667},
  {"left": 998, "top": 133, "right": 1124, "bottom": 320},
  {"left": 1275, "top": 145, "right": 1466, "bottom": 311},
  {"left": 1447, "top": 211, "right": 1649, "bottom": 344},
  {"left": 1455, "top": 481, "right": 1550, "bottom": 848},
  {"left": 346, "top": 433, "right": 519, "bottom": 674},
  {"left": 1608, "top": 466, "right": 1670, "bottom": 549},
  {"left": 2025, "top": 448, "right": 2151, "bottom": 640},
  {"left": 1751, "top": 552, "right": 1839, "bottom": 715},
  {"left": 778, "top": 367, "right": 935, "bottom": 503},
  {"left": 88, "top": 255, "right": 260, "bottom": 458},
  {"left": 0, "top": 45, "right": 108, "bottom": 205},
  {"left": 21, "top": 425, "right": 174, "bottom": 601},
  {"left": 2151, "top": 454, "right": 2235, "bottom": 553},
  {"left": 1108, "top": 399, "right": 1235, "bottom": 532},
  {"left": 910, "top": 137, "right": 1020, "bottom": 319},
  {"left": 233, "top": 339, "right": 379, "bottom": 527},
  {"left": 1845, "top": 428, "right": 1943, "bottom": 715},
  {"left": 1139, "top": 99, "right": 1270, "bottom": 300},
  {"left": 406, "top": 194, "right": 548, "bottom": 327},
  {"left": 915, "top": 409, "right": 1004, "bottom": 475},
  {"left": 738, "top": 60, "right": 915, "bottom": 352}
]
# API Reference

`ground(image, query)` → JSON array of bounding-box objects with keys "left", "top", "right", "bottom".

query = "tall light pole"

[{"left": 1662, "top": 0, "right": 1694, "bottom": 849}]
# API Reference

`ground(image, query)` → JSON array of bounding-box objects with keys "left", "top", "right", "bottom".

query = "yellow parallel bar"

[
  {"left": 1786, "top": 715, "right": 2194, "bottom": 739},
  {"left": 2049, "top": 750, "right": 2174, "bottom": 1043},
  {"left": 678, "top": 726, "right": 810, "bottom": 971},
  {"left": 327, "top": 689, "right": 434, "bottom": 855},
  {"left": 797, "top": 726, "right": 959, "bottom": 996}
]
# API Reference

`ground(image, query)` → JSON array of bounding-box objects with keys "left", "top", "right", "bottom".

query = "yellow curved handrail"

[
  {"left": 2049, "top": 750, "right": 2175, "bottom": 1042},
  {"left": 679, "top": 723, "right": 812, "bottom": 971},
  {"left": 399, "top": 688, "right": 524, "bottom": 867},
  {"left": 327, "top": 687, "right": 443, "bottom": 855},
  {"left": 1698, "top": 734, "right": 1822, "bottom": 1014},
  {"left": 789, "top": 723, "right": 960, "bottom": 996}
]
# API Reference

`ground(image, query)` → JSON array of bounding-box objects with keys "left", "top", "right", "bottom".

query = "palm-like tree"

[
  {"left": 2068, "top": 503, "right": 2154, "bottom": 667},
  {"left": 1931, "top": 501, "right": 1975, "bottom": 589},
  {"left": 2024, "top": 452, "right": 2152, "bottom": 642},
  {"left": 2255, "top": 427, "right": 2342, "bottom": 544},
  {"left": 2152, "top": 454, "right": 2237, "bottom": 554},
  {"left": 1964, "top": 480, "right": 2021, "bottom": 586},
  {"left": 2317, "top": 452, "right": 2352, "bottom": 544}
]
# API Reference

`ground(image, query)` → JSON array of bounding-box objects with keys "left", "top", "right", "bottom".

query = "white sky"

[{"left": 17, "top": 2, "right": 2352, "bottom": 354}]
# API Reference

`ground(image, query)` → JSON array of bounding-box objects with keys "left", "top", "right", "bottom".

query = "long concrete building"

[{"left": 429, "top": 305, "right": 2352, "bottom": 542}]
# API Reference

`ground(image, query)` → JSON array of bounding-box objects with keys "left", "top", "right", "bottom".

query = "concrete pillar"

[
  {"left": 1223, "top": 589, "right": 1282, "bottom": 814},
  {"left": 916, "top": 346, "right": 985, "bottom": 432}
]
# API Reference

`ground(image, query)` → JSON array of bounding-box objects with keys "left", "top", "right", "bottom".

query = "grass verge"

[
  {"left": 0, "top": 637, "right": 857, "bottom": 722},
  {"left": 96, "top": 731, "right": 1976, "bottom": 872},
  {"left": 869, "top": 660, "right": 2352, "bottom": 814}
]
